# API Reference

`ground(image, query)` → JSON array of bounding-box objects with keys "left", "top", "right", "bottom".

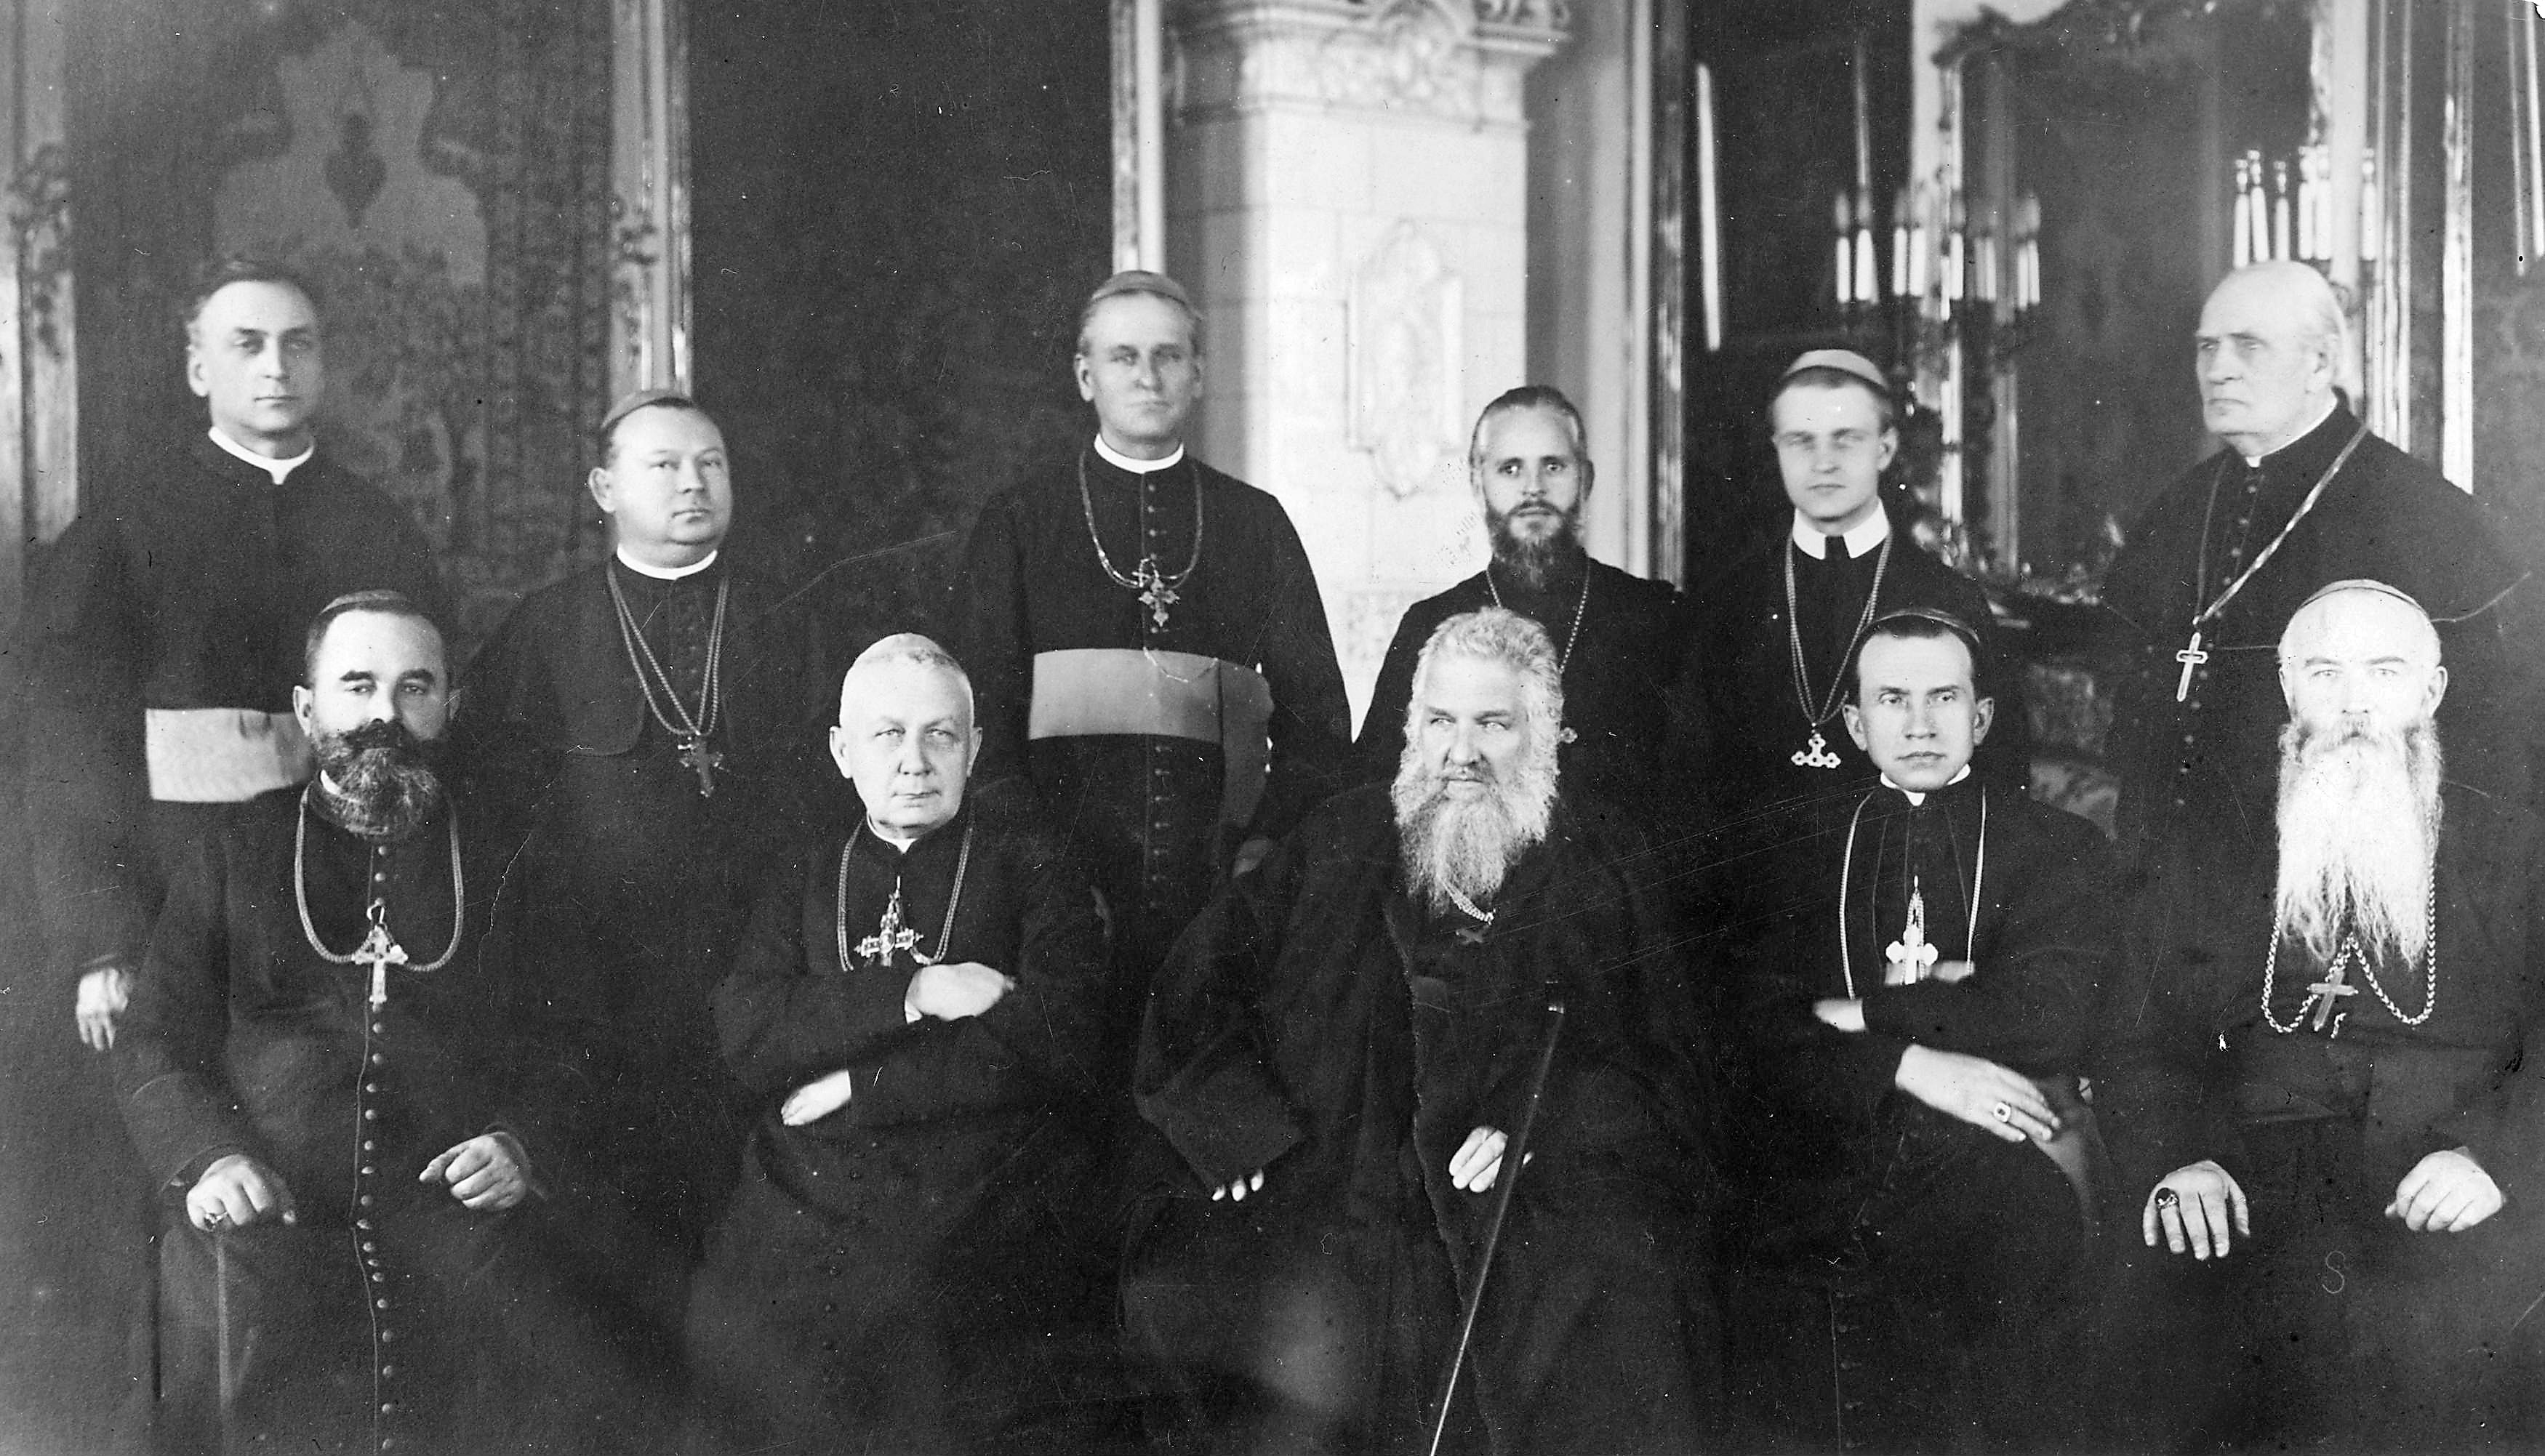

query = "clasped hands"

[
  {"left": 782, "top": 960, "right": 1017, "bottom": 1127},
  {"left": 184, "top": 1133, "right": 529, "bottom": 1233},
  {"left": 2143, "top": 1147, "right": 2502, "bottom": 1260},
  {"left": 1210, "top": 1125, "right": 1526, "bottom": 1203}
]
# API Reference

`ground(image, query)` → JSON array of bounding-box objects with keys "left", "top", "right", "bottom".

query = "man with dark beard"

[
  {"left": 2097, "top": 580, "right": 2545, "bottom": 1451},
  {"left": 113, "top": 592, "right": 532, "bottom": 1455},
  {"left": 1355, "top": 386, "right": 1695, "bottom": 814},
  {"left": 1126, "top": 608, "right": 1718, "bottom": 1454}
]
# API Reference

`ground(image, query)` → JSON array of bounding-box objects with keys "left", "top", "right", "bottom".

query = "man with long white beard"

[
  {"left": 113, "top": 592, "right": 534, "bottom": 1454},
  {"left": 1125, "top": 607, "right": 1718, "bottom": 1455},
  {"left": 2099, "top": 579, "right": 2545, "bottom": 1451}
]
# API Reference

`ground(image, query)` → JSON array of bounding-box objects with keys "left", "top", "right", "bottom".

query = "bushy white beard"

[
  {"left": 2274, "top": 718, "right": 2443, "bottom": 968},
  {"left": 1392, "top": 733, "right": 1558, "bottom": 914}
]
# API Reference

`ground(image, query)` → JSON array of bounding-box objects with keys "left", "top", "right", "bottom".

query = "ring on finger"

[
  {"left": 2155, "top": 1186, "right": 2180, "bottom": 1211},
  {"left": 1989, "top": 1101, "right": 2012, "bottom": 1123},
  {"left": 201, "top": 1207, "right": 228, "bottom": 1228}
]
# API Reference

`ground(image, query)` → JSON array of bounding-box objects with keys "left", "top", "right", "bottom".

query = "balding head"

[
  {"left": 830, "top": 635, "right": 979, "bottom": 841},
  {"left": 2279, "top": 580, "right": 2446, "bottom": 739},
  {"left": 2197, "top": 261, "right": 2345, "bottom": 458}
]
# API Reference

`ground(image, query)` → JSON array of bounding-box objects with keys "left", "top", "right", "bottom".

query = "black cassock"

[
  {"left": 1126, "top": 785, "right": 1717, "bottom": 1455},
  {"left": 955, "top": 446, "right": 1352, "bottom": 1071},
  {"left": 1686, "top": 517, "right": 2027, "bottom": 840},
  {"left": 1352, "top": 556, "right": 1702, "bottom": 826},
  {"left": 2099, "top": 403, "right": 2533, "bottom": 880},
  {"left": 2095, "top": 783, "right": 2545, "bottom": 1451},
  {"left": 683, "top": 781, "right": 1114, "bottom": 1453},
  {"left": 1720, "top": 776, "right": 2112, "bottom": 1451},
  {"left": 113, "top": 789, "right": 520, "bottom": 1456}
]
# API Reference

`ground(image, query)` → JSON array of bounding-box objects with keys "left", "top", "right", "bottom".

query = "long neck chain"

[
  {"left": 836, "top": 823, "right": 976, "bottom": 971},
  {"left": 1484, "top": 563, "right": 1590, "bottom": 672},
  {"left": 605, "top": 566, "right": 729, "bottom": 742},
  {"left": 2190, "top": 419, "right": 2371, "bottom": 637},
  {"left": 1837, "top": 784, "right": 1988, "bottom": 1000},
  {"left": 2261, "top": 856, "right": 2440, "bottom": 1033},
  {"left": 1441, "top": 880, "right": 1496, "bottom": 927},
  {"left": 293, "top": 789, "right": 465, "bottom": 973},
  {"left": 1783, "top": 531, "right": 1896, "bottom": 729},
  {"left": 1078, "top": 448, "right": 1204, "bottom": 630}
]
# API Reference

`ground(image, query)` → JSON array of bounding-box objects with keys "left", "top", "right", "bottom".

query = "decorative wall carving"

[
  {"left": 1349, "top": 221, "right": 1464, "bottom": 499},
  {"left": 1175, "top": 0, "right": 1563, "bottom": 125}
]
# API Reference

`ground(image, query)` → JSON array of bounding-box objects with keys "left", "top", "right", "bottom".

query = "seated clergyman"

[
  {"left": 1124, "top": 607, "right": 1717, "bottom": 1455},
  {"left": 1719, "top": 607, "right": 2115, "bottom": 1452},
  {"left": 681, "top": 634, "right": 1118, "bottom": 1454},
  {"left": 2098, "top": 580, "right": 2545, "bottom": 1451},
  {"left": 113, "top": 592, "right": 529, "bottom": 1454}
]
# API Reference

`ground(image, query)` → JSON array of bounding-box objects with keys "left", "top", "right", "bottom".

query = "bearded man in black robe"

[
  {"left": 114, "top": 593, "right": 529, "bottom": 1455},
  {"left": 452, "top": 392, "right": 840, "bottom": 1423},
  {"left": 684, "top": 635, "right": 1115, "bottom": 1454},
  {"left": 1126, "top": 608, "right": 1716, "bottom": 1455},
  {"left": 1720, "top": 608, "right": 2113, "bottom": 1452},
  {"left": 1357, "top": 385, "right": 1696, "bottom": 826},
  {"left": 2098, "top": 582, "right": 2545, "bottom": 1452},
  {"left": 2099, "top": 261, "right": 2530, "bottom": 894},
  {"left": 955, "top": 270, "right": 1352, "bottom": 1085},
  {"left": 1688, "top": 350, "right": 2024, "bottom": 840}
]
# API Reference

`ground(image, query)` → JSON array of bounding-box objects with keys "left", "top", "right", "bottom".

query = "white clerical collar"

[
  {"left": 1790, "top": 507, "right": 1891, "bottom": 560},
  {"left": 2243, "top": 397, "right": 2341, "bottom": 468},
  {"left": 1093, "top": 434, "right": 1185, "bottom": 474},
  {"left": 208, "top": 426, "right": 313, "bottom": 485},
  {"left": 614, "top": 546, "right": 719, "bottom": 581},
  {"left": 1880, "top": 765, "right": 1971, "bottom": 806}
]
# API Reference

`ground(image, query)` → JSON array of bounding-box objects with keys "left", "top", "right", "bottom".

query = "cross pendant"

[
  {"left": 1884, "top": 886, "right": 1940, "bottom": 985},
  {"left": 1791, "top": 729, "right": 1843, "bottom": 771},
  {"left": 1134, "top": 557, "right": 1177, "bottom": 630},
  {"left": 678, "top": 736, "right": 724, "bottom": 797},
  {"left": 2304, "top": 955, "right": 2359, "bottom": 1035},
  {"left": 353, "top": 920, "right": 411, "bottom": 1009},
  {"left": 854, "top": 884, "right": 923, "bottom": 968},
  {"left": 2174, "top": 631, "right": 2209, "bottom": 703}
]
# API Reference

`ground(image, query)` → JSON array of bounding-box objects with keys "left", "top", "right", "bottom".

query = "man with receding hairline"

[
  {"left": 2098, "top": 579, "right": 2545, "bottom": 1449},
  {"left": 684, "top": 634, "right": 1116, "bottom": 1453}
]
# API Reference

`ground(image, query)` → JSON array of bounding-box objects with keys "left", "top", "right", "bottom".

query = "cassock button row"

[
  {"left": 360, "top": 1195, "right": 374, "bottom": 1207},
  {"left": 370, "top": 1053, "right": 384, "bottom": 1066},
  {"left": 375, "top": 1298, "right": 390, "bottom": 1310},
  {"left": 381, "top": 1365, "right": 396, "bottom": 1379},
  {"left": 356, "top": 1219, "right": 373, "bottom": 1231},
  {"left": 364, "top": 1109, "right": 377, "bottom": 1120},
  {"left": 360, "top": 1166, "right": 374, "bottom": 1178}
]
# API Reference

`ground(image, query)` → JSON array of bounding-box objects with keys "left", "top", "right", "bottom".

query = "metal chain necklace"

[
  {"left": 293, "top": 789, "right": 465, "bottom": 1007},
  {"left": 1078, "top": 447, "right": 1204, "bottom": 630},
  {"left": 2172, "top": 420, "right": 2370, "bottom": 704},
  {"left": 1837, "top": 784, "right": 1988, "bottom": 1000},
  {"left": 1782, "top": 531, "right": 1895, "bottom": 770},
  {"left": 2261, "top": 855, "right": 2439, "bottom": 1036},
  {"left": 605, "top": 566, "right": 731, "bottom": 795},
  {"left": 837, "top": 824, "right": 976, "bottom": 971},
  {"left": 1441, "top": 880, "right": 1496, "bottom": 928},
  {"left": 1484, "top": 563, "right": 1590, "bottom": 672}
]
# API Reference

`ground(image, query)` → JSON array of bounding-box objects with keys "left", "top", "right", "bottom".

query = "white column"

[
  {"left": 611, "top": 0, "right": 692, "bottom": 397},
  {"left": 1166, "top": 0, "right": 1567, "bottom": 726},
  {"left": 1, "top": 0, "right": 76, "bottom": 635}
]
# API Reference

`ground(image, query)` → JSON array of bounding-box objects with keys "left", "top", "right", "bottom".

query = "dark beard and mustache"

[
  {"left": 1391, "top": 727, "right": 1559, "bottom": 916},
  {"left": 1486, "top": 500, "right": 1586, "bottom": 592},
  {"left": 310, "top": 718, "right": 449, "bottom": 844},
  {"left": 2275, "top": 717, "right": 2444, "bottom": 969}
]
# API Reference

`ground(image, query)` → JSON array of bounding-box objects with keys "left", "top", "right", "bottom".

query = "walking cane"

[
  {"left": 212, "top": 1225, "right": 234, "bottom": 1452},
  {"left": 1425, "top": 991, "right": 1567, "bottom": 1456}
]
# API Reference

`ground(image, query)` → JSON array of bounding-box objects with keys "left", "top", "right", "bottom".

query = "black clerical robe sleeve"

[
  {"left": 23, "top": 512, "right": 155, "bottom": 978},
  {"left": 1353, "top": 600, "right": 1432, "bottom": 787},
  {"left": 1132, "top": 834, "right": 1311, "bottom": 1189},
  {"left": 1241, "top": 504, "right": 1352, "bottom": 842},
  {"left": 113, "top": 827, "right": 255, "bottom": 1188},
  {"left": 1734, "top": 925, "right": 1915, "bottom": 1137},
  {"left": 2425, "top": 811, "right": 2545, "bottom": 1202},
  {"left": 1859, "top": 809, "right": 2112, "bottom": 1072}
]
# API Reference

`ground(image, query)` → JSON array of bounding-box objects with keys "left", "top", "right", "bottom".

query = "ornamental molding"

[
  {"left": 1171, "top": 0, "right": 1566, "bottom": 126},
  {"left": 1349, "top": 221, "right": 1465, "bottom": 499}
]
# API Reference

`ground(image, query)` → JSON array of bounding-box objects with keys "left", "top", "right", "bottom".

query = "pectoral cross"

[
  {"left": 855, "top": 883, "right": 922, "bottom": 968},
  {"left": 1134, "top": 557, "right": 1179, "bottom": 630},
  {"left": 2304, "top": 947, "right": 2360, "bottom": 1035},
  {"left": 1791, "top": 729, "right": 1844, "bottom": 771},
  {"left": 2174, "top": 631, "right": 2210, "bottom": 703},
  {"left": 353, "top": 919, "right": 410, "bottom": 1009},
  {"left": 677, "top": 736, "right": 724, "bottom": 797},
  {"left": 1884, "top": 884, "right": 1940, "bottom": 985}
]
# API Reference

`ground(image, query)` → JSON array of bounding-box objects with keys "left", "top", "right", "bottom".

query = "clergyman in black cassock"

[
  {"left": 1688, "top": 352, "right": 2027, "bottom": 843},
  {"left": 2096, "top": 583, "right": 2545, "bottom": 1452},
  {"left": 113, "top": 597, "right": 529, "bottom": 1456},
  {"left": 684, "top": 637, "right": 1117, "bottom": 1453},
  {"left": 955, "top": 270, "right": 1352, "bottom": 1085},
  {"left": 452, "top": 394, "right": 839, "bottom": 1411},
  {"left": 1126, "top": 609, "right": 1716, "bottom": 1455},
  {"left": 1356, "top": 386, "right": 1699, "bottom": 829},
  {"left": 1719, "top": 611, "right": 2111, "bottom": 1452}
]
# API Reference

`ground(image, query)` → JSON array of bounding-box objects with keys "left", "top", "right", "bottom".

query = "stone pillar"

[
  {"left": 1166, "top": 0, "right": 1567, "bottom": 726},
  {"left": 612, "top": 0, "right": 692, "bottom": 395}
]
